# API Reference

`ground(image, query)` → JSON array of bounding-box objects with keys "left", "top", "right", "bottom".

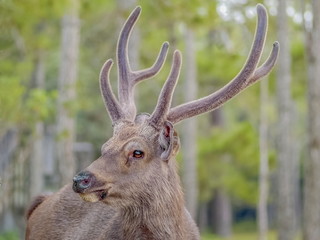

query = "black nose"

[{"left": 73, "top": 171, "right": 95, "bottom": 193}]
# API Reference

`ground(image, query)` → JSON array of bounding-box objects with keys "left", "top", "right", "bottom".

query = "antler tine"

[
  {"left": 117, "top": 6, "right": 169, "bottom": 120},
  {"left": 100, "top": 59, "right": 125, "bottom": 124},
  {"left": 167, "top": 4, "right": 276, "bottom": 124},
  {"left": 149, "top": 50, "right": 182, "bottom": 126},
  {"left": 246, "top": 41, "right": 279, "bottom": 86},
  {"left": 133, "top": 42, "right": 169, "bottom": 83}
]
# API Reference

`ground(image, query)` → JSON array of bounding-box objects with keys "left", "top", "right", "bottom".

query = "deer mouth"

[
  {"left": 79, "top": 188, "right": 110, "bottom": 203},
  {"left": 96, "top": 189, "right": 108, "bottom": 200}
]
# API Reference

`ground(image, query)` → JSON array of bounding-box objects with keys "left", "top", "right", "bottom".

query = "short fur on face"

[{"left": 78, "top": 118, "right": 180, "bottom": 209}]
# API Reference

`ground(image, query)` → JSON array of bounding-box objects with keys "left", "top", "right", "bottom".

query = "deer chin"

[{"left": 79, "top": 189, "right": 108, "bottom": 203}]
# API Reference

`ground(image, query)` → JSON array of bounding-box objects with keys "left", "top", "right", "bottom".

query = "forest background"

[{"left": 1, "top": 0, "right": 320, "bottom": 240}]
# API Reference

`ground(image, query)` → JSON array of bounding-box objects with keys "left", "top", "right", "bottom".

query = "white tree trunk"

[
  {"left": 56, "top": 0, "right": 80, "bottom": 186},
  {"left": 0, "top": 129, "right": 18, "bottom": 232},
  {"left": 209, "top": 109, "right": 232, "bottom": 237},
  {"left": 258, "top": 78, "right": 269, "bottom": 240},
  {"left": 30, "top": 51, "right": 45, "bottom": 198},
  {"left": 276, "top": 0, "right": 296, "bottom": 239},
  {"left": 181, "top": 28, "right": 198, "bottom": 219},
  {"left": 303, "top": 0, "right": 320, "bottom": 239}
]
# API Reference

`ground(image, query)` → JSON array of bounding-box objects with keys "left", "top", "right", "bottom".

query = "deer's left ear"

[{"left": 159, "top": 121, "right": 176, "bottom": 161}]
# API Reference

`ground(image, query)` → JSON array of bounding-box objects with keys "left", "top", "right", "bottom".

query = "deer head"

[{"left": 72, "top": 5, "right": 279, "bottom": 208}]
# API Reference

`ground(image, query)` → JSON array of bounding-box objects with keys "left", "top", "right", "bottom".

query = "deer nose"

[{"left": 73, "top": 171, "right": 95, "bottom": 193}]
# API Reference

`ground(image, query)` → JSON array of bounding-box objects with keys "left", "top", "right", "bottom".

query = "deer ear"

[{"left": 159, "top": 121, "right": 175, "bottom": 161}]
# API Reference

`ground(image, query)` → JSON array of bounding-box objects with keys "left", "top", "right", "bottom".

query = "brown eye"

[{"left": 132, "top": 150, "right": 144, "bottom": 159}]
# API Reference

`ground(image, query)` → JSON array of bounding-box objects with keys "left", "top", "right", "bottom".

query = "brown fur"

[
  {"left": 26, "top": 195, "right": 48, "bottom": 220},
  {"left": 26, "top": 122, "right": 200, "bottom": 240}
]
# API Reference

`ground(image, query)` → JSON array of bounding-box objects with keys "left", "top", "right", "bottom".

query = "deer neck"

[{"left": 117, "top": 165, "right": 187, "bottom": 239}]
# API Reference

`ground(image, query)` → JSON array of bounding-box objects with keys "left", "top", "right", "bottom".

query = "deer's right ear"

[{"left": 159, "top": 121, "right": 175, "bottom": 161}]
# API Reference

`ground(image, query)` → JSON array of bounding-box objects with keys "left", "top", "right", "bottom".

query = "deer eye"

[{"left": 132, "top": 150, "right": 144, "bottom": 159}]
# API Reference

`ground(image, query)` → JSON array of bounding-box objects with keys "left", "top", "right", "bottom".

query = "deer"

[{"left": 26, "top": 4, "right": 278, "bottom": 240}]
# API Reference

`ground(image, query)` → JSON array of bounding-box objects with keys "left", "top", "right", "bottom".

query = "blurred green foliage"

[
  {"left": 0, "top": 231, "right": 19, "bottom": 240},
  {"left": 201, "top": 231, "right": 277, "bottom": 240},
  {"left": 0, "top": 1, "right": 307, "bottom": 234},
  {"left": 198, "top": 122, "right": 260, "bottom": 204},
  {"left": 0, "top": 76, "right": 24, "bottom": 126}
]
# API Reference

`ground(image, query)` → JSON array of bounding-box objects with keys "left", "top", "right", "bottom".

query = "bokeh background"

[{"left": 1, "top": 0, "right": 319, "bottom": 239}]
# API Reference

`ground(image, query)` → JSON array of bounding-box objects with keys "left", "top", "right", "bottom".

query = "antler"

[
  {"left": 149, "top": 50, "right": 182, "bottom": 126},
  {"left": 100, "top": 4, "right": 279, "bottom": 127},
  {"left": 117, "top": 6, "right": 169, "bottom": 120},
  {"left": 99, "top": 59, "right": 125, "bottom": 124},
  {"left": 164, "top": 4, "right": 279, "bottom": 124},
  {"left": 99, "top": 6, "right": 169, "bottom": 124}
]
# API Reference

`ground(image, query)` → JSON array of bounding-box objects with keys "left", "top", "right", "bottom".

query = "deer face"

[{"left": 73, "top": 118, "right": 179, "bottom": 206}]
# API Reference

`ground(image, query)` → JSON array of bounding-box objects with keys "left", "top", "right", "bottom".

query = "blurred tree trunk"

[
  {"left": 30, "top": 51, "right": 45, "bottom": 198},
  {"left": 209, "top": 109, "right": 232, "bottom": 238},
  {"left": 0, "top": 129, "right": 18, "bottom": 232},
  {"left": 212, "top": 188, "right": 232, "bottom": 237},
  {"left": 276, "top": 0, "right": 296, "bottom": 239},
  {"left": 56, "top": 0, "right": 80, "bottom": 186},
  {"left": 198, "top": 202, "right": 208, "bottom": 232},
  {"left": 181, "top": 28, "right": 198, "bottom": 219},
  {"left": 258, "top": 78, "right": 269, "bottom": 240},
  {"left": 303, "top": 0, "right": 320, "bottom": 239}
]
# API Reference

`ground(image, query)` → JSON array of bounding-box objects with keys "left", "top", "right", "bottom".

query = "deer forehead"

[{"left": 102, "top": 122, "right": 160, "bottom": 151}]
